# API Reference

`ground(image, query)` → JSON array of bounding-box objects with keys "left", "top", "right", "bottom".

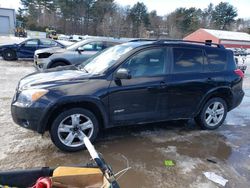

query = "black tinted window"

[
  {"left": 122, "top": 48, "right": 165, "bottom": 77},
  {"left": 173, "top": 48, "right": 203, "bottom": 73},
  {"left": 206, "top": 49, "right": 227, "bottom": 71}
]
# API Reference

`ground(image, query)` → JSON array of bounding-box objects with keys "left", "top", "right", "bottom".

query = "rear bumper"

[{"left": 230, "top": 89, "right": 244, "bottom": 110}]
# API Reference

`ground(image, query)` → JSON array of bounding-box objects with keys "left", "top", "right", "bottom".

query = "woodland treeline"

[{"left": 18, "top": 0, "right": 250, "bottom": 38}]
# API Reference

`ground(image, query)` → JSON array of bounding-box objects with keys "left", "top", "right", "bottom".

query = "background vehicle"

[
  {"left": 11, "top": 40, "right": 244, "bottom": 152},
  {"left": 46, "top": 27, "right": 58, "bottom": 40},
  {"left": 233, "top": 48, "right": 248, "bottom": 73},
  {"left": 0, "top": 38, "right": 65, "bottom": 60},
  {"left": 34, "top": 38, "right": 126, "bottom": 70},
  {"left": 15, "top": 20, "right": 27, "bottom": 38}
]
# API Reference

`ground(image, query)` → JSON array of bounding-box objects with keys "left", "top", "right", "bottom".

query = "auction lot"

[{"left": 0, "top": 58, "right": 250, "bottom": 187}]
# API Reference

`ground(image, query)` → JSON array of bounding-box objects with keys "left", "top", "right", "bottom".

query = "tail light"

[{"left": 234, "top": 69, "right": 244, "bottom": 78}]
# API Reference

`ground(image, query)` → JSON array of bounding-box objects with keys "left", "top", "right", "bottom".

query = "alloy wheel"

[
  {"left": 57, "top": 114, "right": 94, "bottom": 147},
  {"left": 205, "top": 101, "right": 225, "bottom": 127}
]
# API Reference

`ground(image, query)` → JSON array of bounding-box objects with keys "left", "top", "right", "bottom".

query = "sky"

[{"left": 0, "top": 0, "right": 249, "bottom": 19}]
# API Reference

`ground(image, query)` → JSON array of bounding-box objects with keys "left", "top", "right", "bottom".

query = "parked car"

[
  {"left": 232, "top": 48, "right": 248, "bottom": 73},
  {"left": 11, "top": 40, "right": 244, "bottom": 152},
  {"left": 0, "top": 38, "right": 66, "bottom": 60},
  {"left": 34, "top": 38, "right": 126, "bottom": 70},
  {"left": 235, "top": 56, "right": 247, "bottom": 73}
]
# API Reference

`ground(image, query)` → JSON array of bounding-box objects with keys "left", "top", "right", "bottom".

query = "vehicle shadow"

[{"left": 98, "top": 119, "right": 200, "bottom": 142}]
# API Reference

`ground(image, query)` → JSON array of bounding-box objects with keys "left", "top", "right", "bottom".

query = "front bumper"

[
  {"left": 11, "top": 103, "right": 46, "bottom": 133},
  {"left": 34, "top": 55, "right": 48, "bottom": 71}
]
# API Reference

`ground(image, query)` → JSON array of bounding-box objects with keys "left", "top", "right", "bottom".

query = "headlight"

[{"left": 16, "top": 89, "right": 48, "bottom": 107}]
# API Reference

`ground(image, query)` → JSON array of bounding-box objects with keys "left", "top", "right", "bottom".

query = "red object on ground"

[{"left": 31, "top": 177, "right": 52, "bottom": 188}]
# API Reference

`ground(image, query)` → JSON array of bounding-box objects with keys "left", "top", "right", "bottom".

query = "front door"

[
  {"left": 108, "top": 47, "right": 168, "bottom": 125},
  {"left": 18, "top": 39, "right": 39, "bottom": 58}
]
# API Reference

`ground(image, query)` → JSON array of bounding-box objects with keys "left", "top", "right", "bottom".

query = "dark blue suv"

[{"left": 11, "top": 40, "right": 244, "bottom": 152}]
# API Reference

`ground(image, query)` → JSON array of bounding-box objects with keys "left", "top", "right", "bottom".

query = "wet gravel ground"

[{"left": 0, "top": 58, "right": 250, "bottom": 188}]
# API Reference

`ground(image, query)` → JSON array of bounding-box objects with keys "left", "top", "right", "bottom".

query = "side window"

[
  {"left": 24, "top": 40, "right": 38, "bottom": 47},
  {"left": 40, "top": 39, "right": 57, "bottom": 46},
  {"left": 82, "top": 42, "right": 104, "bottom": 51},
  {"left": 206, "top": 49, "right": 227, "bottom": 71},
  {"left": 173, "top": 48, "right": 203, "bottom": 73},
  {"left": 121, "top": 48, "right": 165, "bottom": 78}
]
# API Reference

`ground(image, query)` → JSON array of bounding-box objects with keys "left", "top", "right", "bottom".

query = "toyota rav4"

[{"left": 11, "top": 40, "right": 244, "bottom": 152}]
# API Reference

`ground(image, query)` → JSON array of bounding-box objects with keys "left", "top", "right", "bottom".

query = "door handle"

[
  {"left": 160, "top": 81, "right": 168, "bottom": 89},
  {"left": 206, "top": 78, "right": 214, "bottom": 83}
]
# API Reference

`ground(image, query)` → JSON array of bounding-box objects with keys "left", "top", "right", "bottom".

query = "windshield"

[
  {"left": 66, "top": 41, "right": 85, "bottom": 50},
  {"left": 82, "top": 44, "right": 133, "bottom": 74}
]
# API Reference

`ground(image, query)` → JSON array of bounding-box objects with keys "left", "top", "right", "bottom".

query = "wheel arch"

[
  {"left": 195, "top": 87, "right": 233, "bottom": 116},
  {"left": 48, "top": 58, "right": 71, "bottom": 68},
  {"left": 39, "top": 97, "right": 109, "bottom": 133}
]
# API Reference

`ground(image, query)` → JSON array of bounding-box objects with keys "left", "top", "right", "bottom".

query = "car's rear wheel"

[
  {"left": 195, "top": 97, "right": 227, "bottom": 130},
  {"left": 2, "top": 49, "right": 17, "bottom": 61},
  {"left": 50, "top": 61, "right": 67, "bottom": 68},
  {"left": 50, "top": 108, "right": 99, "bottom": 152}
]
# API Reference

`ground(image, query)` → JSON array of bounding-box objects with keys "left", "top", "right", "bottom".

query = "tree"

[
  {"left": 165, "top": 7, "right": 202, "bottom": 38},
  {"left": 20, "top": 0, "right": 56, "bottom": 30},
  {"left": 91, "top": 0, "right": 116, "bottom": 35},
  {"left": 129, "top": 2, "right": 149, "bottom": 37},
  {"left": 148, "top": 10, "right": 164, "bottom": 38},
  {"left": 211, "top": 2, "right": 238, "bottom": 30},
  {"left": 201, "top": 3, "right": 214, "bottom": 28}
]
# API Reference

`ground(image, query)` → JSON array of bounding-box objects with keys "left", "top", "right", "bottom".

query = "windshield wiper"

[{"left": 77, "top": 65, "right": 88, "bottom": 73}]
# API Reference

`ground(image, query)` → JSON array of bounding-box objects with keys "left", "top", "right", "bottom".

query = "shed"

[
  {"left": 184, "top": 28, "right": 250, "bottom": 49},
  {"left": 0, "top": 8, "right": 16, "bottom": 35}
]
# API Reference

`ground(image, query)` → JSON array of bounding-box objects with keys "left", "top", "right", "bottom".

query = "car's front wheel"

[
  {"left": 195, "top": 97, "right": 227, "bottom": 130},
  {"left": 2, "top": 49, "right": 17, "bottom": 61},
  {"left": 50, "top": 108, "right": 99, "bottom": 152}
]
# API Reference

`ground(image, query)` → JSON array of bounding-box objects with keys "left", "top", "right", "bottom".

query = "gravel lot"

[{"left": 0, "top": 58, "right": 250, "bottom": 188}]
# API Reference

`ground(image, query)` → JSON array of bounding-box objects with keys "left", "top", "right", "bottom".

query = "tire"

[
  {"left": 195, "top": 97, "right": 227, "bottom": 130},
  {"left": 2, "top": 49, "right": 17, "bottom": 61},
  {"left": 50, "top": 108, "right": 99, "bottom": 152},
  {"left": 50, "top": 61, "right": 67, "bottom": 68}
]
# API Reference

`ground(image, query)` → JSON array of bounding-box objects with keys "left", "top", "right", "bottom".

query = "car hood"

[
  {"left": 19, "top": 66, "right": 89, "bottom": 90},
  {"left": 35, "top": 47, "right": 66, "bottom": 55},
  {"left": 0, "top": 43, "right": 17, "bottom": 49}
]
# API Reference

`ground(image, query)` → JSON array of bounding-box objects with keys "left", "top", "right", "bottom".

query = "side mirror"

[
  {"left": 77, "top": 46, "right": 84, "bottom": 54},
  {"left": 115, "top": 68, "right": 131, "bottom": 79}
]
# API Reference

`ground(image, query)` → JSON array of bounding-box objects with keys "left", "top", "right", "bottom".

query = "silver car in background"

[{"left": 34, "top": 38, "right": 126, "bottom": 70}]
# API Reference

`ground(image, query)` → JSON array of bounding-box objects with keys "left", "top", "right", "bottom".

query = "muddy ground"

[{"left": 0, "top": 58, "right": 250, "bottom": 188}]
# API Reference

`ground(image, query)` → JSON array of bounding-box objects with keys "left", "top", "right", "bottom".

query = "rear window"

[
  {"left": 205, "top": 48, "right": 227, "bottom": 71},
  {"left": 173, "top": 48, "right": 203, "bottom": 73}
]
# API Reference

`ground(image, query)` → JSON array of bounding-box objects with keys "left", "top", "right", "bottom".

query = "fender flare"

[
  {"left": 48, "top": 58, "right": 71, "bottom": 68},
  {"left": 194, "top": 86, "right": 233, "bottom": 116},
  {"left": 38, "top": 96, "right": 109, "bottom": 133}
]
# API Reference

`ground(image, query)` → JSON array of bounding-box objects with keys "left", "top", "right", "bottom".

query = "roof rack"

[
  {"left": 129, "top": 39, "right": 157, "bottom": 42},
  {"left": 155, "top": 39, "right": 225, "bottom": 49}
]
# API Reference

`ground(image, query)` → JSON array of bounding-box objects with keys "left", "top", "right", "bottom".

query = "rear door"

[
  {"left": 18, "top": 39, "right": 39, "bottom": 58},
  {"left": 165, "top": 46, "right": 209, "bottom": 119},
  {"left": 108, "top": 47, "right": 168, "bottom": 125}
]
